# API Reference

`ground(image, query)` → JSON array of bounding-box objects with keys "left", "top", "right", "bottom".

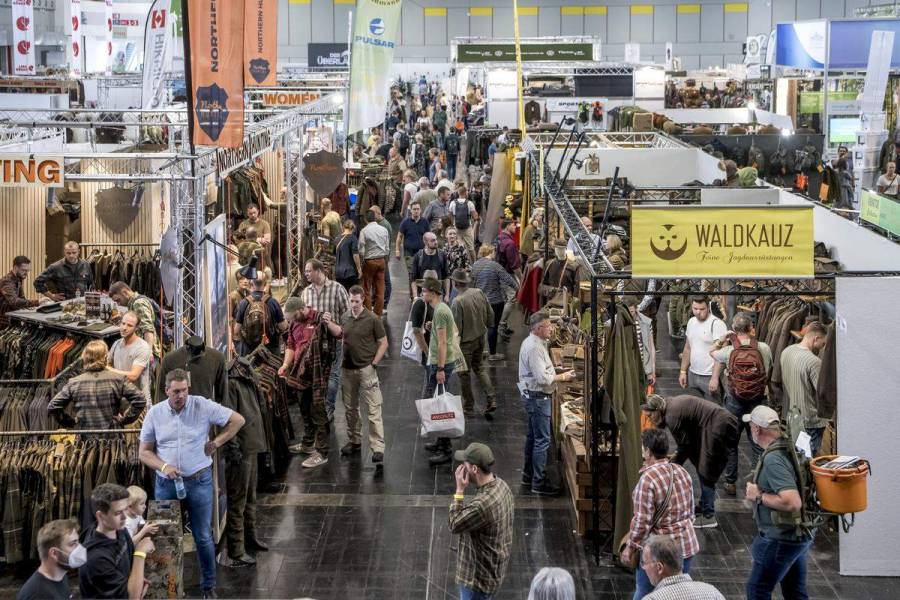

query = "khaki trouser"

[
  {"left": 458, "top": 227, "right": 475, "bottom": 258},
  {"left": 225, "top": 454, "right": 258, "bottom": 558},
  {"left": 459, "top": 337, "right": 496, "bottom": 412},
  {"left": 342, "top": 364, "right": 385, "bottom": 452}
]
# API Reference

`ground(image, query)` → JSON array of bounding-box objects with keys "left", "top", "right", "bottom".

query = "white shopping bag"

[
  {"left": 415, "top": 385, "right": 465, "bottom": 438},
  {"left": 401, "top": 320, "right": 421, "bottom": 362}
]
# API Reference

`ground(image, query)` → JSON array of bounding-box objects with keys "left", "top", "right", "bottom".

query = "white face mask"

[{"left": 61, "top": 543, "right": 88, "bottom": 569}]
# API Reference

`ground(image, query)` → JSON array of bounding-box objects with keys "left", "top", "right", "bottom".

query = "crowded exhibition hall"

[{"left": 1, "top": 0, "right": 899, "bottom": 598}]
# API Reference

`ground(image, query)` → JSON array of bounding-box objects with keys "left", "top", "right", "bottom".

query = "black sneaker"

[
  {"left": 521, "top": 475, "right": 533, "bottom": 487},
  {"left": 532, "top": 483, "right": 561, "bottom": 497},
  {"left": 424, "top": 440, "right": 442, "bottom": 452},
  {"left": 340, "top": 443, "right": 362, "bottom": 457},
  {"left": 371, "top": 451, "right": 384, "bottom": 463}
]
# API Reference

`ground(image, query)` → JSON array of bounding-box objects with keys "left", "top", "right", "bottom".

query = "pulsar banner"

[
  {"left": 68, "top": 0, "right": 83, "bottom": 77},
  {"left": 244, "top": 0, "right": 277, "bottom": 86},
  {"left": 11, "top": 0, "right": 36, "bottom": 76},
  {"left": 631, "top": 206, "right": 814, "bottom": 278},
  {"left": 187, "top": 0, "right": 245, "bottom": 148},
  {"left": 142, "top": 0, "right": 171, "bottom": 109},
  {"left": 347, "top": 0, "right": 403, "bottom": 135}
]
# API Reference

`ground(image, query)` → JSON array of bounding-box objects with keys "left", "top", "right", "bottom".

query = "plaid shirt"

[
  {"left": 128, "top": 295, "right": 161, "bottom": 356},
  {"left": 644, "top": 574, "right": 726, "bottom": 600},
  {"left": 627, "top": 460, "right": 699, "bottom": 559},
  {"left": 449, "top": 477, "right": 515, "bottom": 594},
  {"left": 48, "top": 368, "right": 146, "bottom": 430},
  {"left": 301, "top": 279, "right": 350, "bottom": 320},
  {"left": 0, "top": 271, "right": 37, "bottom": 328}
]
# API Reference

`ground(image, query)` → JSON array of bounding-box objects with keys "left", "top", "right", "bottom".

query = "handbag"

[
  {"left": 617, "top": 463, "right": 676, "bottom": 571},
  {"left": 415, "top": 384, "right": 465, "bottom": 438},
  {"left": 401, "top": 308, "right": 422, "bottom": 362}
]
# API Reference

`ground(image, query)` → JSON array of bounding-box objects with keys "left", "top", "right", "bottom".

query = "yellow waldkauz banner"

[{"left": 631, "top": 206, "right": 814, "bottom": 278}]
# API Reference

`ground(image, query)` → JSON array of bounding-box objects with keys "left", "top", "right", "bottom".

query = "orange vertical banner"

[
  {"left": 188, "top": 0, "right": 244, "bottom": 148},
  {"left": 244, "top": 0, "right": 278, "bottom": 86}
]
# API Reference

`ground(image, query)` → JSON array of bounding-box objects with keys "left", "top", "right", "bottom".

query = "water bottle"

[{"left": 174, "top": 476, "right": 187, "bottom": 500}]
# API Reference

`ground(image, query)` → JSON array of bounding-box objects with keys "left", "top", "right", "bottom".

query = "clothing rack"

[
  {"left": 0, "top": 428, "right": 140, "bottom": 436},
  {"left": 0, "top": 357, "right": 82, "bottom": 394}
]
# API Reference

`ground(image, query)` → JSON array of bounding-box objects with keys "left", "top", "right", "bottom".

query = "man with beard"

[
  {"left": 34, "top": 241, "right": 94, "bottom": 300},
  {"left": 0, "top": 255, "right": 40, "bottom": 328}
]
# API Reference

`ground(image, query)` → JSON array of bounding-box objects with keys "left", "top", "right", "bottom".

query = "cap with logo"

[
  {"left": 453, "top": 442, "right": 495, "bottom": 471},
  {"left": 742, "top": 405, "right": 780, "bottom": 428}
]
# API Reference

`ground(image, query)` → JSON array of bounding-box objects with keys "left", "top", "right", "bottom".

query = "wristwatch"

[{"left": 437, "top": 366, "right": 445, "bottom": 372}]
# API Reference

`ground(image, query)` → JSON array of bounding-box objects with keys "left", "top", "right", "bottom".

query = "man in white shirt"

[
  {"left": 518, "top": 312, "right": 576, "bottom": 496},
  {"left": 107, "top": 311, "right": 153, "bottom": 405},
  {"left": 679, "top": 296, "right": 727, "bottom": 403},
  {"left": 876, "top": 161, "right": 899, "bottom": 197},
  {"left": 566, "top": 216, "right": 601, "bottom": 258},
  {"left": 358, "top": 210, "right": 390, "bottom": 316}
]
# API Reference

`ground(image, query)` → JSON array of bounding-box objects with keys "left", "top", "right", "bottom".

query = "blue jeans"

[
  {"left": 156, "top": 469, "right": 216, "bottom": 590},
  {"left": 746, "top": 533, "right": 813, "bottom": 600},
  {"left": 699, "top": 478, "right": 716, "bottom": 516},
  {"left": 724, "top": 394, "right": 764, "bottom": 484},
  {"left": 635, "top": 555, "right": 692, "bottom": 600},
  {"left": 459, "top": 585, "right": 492, "bottom": 600},
  {"left": 522, "top": 391, "right": 552, "bottom": 487},
  {"left": 447, "top": 153, "right": 458, "bottom": 179},
  {"left": 807, "top": 427, "right": 825, "bottom": 457},
  {"left": 326, "top": 340, "right": 343, "bottom": 415}
]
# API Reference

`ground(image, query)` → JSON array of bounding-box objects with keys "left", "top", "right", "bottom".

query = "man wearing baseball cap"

[
  {"left": 449, "top": 443, "right": 514, "bottom": 599},
  {"left": 743, "top": 405, "right": 812, "bottom": 600}
]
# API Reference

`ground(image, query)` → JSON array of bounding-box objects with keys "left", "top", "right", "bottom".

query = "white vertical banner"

[
  {"left": 105, "top": 0, "right": 114, "bottom": 75},
  {"left": 142, "top": 0, "right": 171, "bottom": 108},
  {"left": 68, "top": 0, "right": 83, "bottom": 77},
  {"left": 11, "top": 0, "right": 36, "bottom": 76},
  {"left": 347, "top": 0, "right": 403, "bottom": 135}
]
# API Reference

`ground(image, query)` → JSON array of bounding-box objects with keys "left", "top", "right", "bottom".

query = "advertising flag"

[
  {"left": 347, "top": 0, "right": 403, "bottom": 135},
  {"left": 68, "top": 0, "right": 83, "bottom": 77},
  {"left": 105, "top": 0, "right": 114, "bottom": 75},
  {"left": 142, "top": 0, "right": 171, "bottom": 109},
  {"left": 11, "top": 0, "right": 36, "bottom": 76},
  {"left": 187, "top": 0, "right": 245, "bottom": 148},
  {"left": 244, "top": 0, "right": 277, "bottom": 87}
]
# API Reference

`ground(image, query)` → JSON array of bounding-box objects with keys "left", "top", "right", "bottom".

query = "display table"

[{"left": 8, "top": 301, "right": 125, "bottom": 339}]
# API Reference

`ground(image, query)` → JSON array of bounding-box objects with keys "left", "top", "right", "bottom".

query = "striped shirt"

[
  {"left": 645, "top": 575, "right": 726, "bottom": 600},
  {"left": 449, "top": 477, "right": 515, "bottom": 594},
  {"left": 471, "top": 258, "right": 517, "bottom": 305},
  {"left": 301, "top": 278, "right": 350, "bottom": 320},
  {"left": 627, "top": 461, "right": 699, "bottom": 559},
  {"left": 780, "top": 343, "right": 826, "bottom": 428}
]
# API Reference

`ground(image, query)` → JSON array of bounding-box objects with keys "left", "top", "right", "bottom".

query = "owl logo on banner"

[
  {"left": 249, "top": 59, "right": 270, "bottom": 84},
  {"left": 195, "top": 83, "right": 230, "bottom": 141},
  {"left": 649, "top": 224, "right": 688, "bottom": 261}
]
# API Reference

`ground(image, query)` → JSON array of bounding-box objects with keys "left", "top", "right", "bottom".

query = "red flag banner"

[
  {"left": 187, "top": 0, "right": 244, "bottom": 148},
  {"left": 244, "top": 0, "right": 277, "bottom": 87}
]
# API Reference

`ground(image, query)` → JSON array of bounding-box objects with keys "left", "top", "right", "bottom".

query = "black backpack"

[
  {"left": 398, "top": 131, "right": 410, "bottom": 152},
  {"left": 453, "top": 198, "right": 471, "bottom": 230},
  {"left": 445, "top": 133, "right": 459, "bottom": 154}
]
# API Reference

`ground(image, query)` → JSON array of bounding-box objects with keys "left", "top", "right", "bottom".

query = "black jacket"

[
  {"left": 155, "top": 345, "right": 228, "bottom": 405},
  {"left": 34, "top": 258, "right": 94, "bottom": 299},
  {"left": 79, "top": 527, "right": 134, "bottom": 599}
]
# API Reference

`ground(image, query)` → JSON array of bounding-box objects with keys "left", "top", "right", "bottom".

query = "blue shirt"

[
  {"left": 140, "top": 395, "right": 233, "bottom": 476},
  {"left": 399, "top": 216, "right": 430, "bottom": 255}
]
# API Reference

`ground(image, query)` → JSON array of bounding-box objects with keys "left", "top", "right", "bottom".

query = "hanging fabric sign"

[
  {"left": 187, "top": 0, "right": 245, "bottom": 148},
  {"left": 243, "top": 0, "right": 277, "bottom": 86},
  {"left": 1, "top": 156, "right": 65, "bottom": 188},
  {"left": 142, "top": 0, "right": 172, "bottom": 109},
  {"left": 631, "top": 206, "right": 814, "bottom": 278},
  {"left": 68, "top": 0, "right": 83, "bottom": 77},
  {"left": 105, "top": 0, "right": 114, "bottom": 76},
  {"left": 347, "top": 0, "right": 403, "bottom": 135},
  {"left": 11, "top": 0, "right": 36, "bottom": 76}
]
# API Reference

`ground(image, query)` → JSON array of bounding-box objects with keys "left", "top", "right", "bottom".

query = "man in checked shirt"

[
  {"left": 449, "top": 443, "right": 514, "bottom": 600},
  {"left": 622, "top": 428, "right": 700, "bottom": 600}
]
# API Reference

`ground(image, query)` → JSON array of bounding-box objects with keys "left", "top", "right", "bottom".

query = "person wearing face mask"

[
  {"left": 33, "top": 241, "right": 94, "bottom": 301},
  {"left": 79, "top": 484, "right": 155, "bottom": 600},
  {"left": 0, "top": 255, "right": 40, "bottom": 329},
  {"left": 18, "top": 519, "right": 83, "bottom": 600}
]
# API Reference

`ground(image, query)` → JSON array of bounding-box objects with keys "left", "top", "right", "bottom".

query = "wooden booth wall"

[
  {"left": 80, "top": 159, "right": 166, "bottom": 246},
  {"left": 0, "top": 188, "right": 46, "bottom": 300}
]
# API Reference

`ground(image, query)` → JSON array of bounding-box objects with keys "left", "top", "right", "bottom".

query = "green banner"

[
  {"left": 861, "top": 189, "right": 900, "bottom": 237},
  {"left": 457, "top": 43, "right": 594, "bottom": 63},
  {"left": 348, "top": 0, "right": 403, "bottom": 134},
  {"left": 798, "top": 91, "right": 858, "bottom": 114}
]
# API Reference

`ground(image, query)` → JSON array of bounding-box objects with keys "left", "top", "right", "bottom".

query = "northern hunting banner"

[
  {"left": 1, "top": 156, "right": 65, "bottom": 188},
  {"left": 631, "top": 206, "right": 814, "bottom": 278},
  {"left": 347, "top": 0, "right": 403, "bottom": 135},
  {"left": 187, "top": 0, "right": 244, "bottom": 148},
  {"left": 456, "top": 43, "right": 594, "bottom": 63},
  {"left": 243, "top": 0, "right": 277, "bottom": 86}
]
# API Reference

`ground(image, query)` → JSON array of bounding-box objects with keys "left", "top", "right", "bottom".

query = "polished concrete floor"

[{"left": 1, "top": 260, "right": 896, "bottom": 599}]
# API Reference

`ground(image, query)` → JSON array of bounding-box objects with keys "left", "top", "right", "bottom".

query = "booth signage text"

[
  {"left": 216, "top": 131, "right": 273, "bottom": 178},
  {"left": 457, "top": 43, "right": 594, "bottom": 63},
  {"left": 860, "top": 190, "right": 900, "bottom": 238},
  {"left": 0, "top": 155, "right": 64, "bottom": 188},
  {"left": 259, "top": 91, "right": 321, "bottom": 107},
  {"left": 631, "top": 206, "right": 814, "bottom": 278},
  {"left": 308, "top": 43, "right": 349, "bottom": 68}
]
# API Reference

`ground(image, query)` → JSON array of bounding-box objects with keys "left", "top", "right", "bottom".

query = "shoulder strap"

[{"left": 649, "top": 464, "right": 676, "bottom": 531}]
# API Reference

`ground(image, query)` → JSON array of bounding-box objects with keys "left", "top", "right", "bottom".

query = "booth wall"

[
  {"left": 545, "top": 147, "right": 721, "bottom": 186},
  {"left": 836, "top": 276, "right": 900, "bottom": 577},
  {"left": 271, "top": 0, "right": 873, "bottom": 69},
  {"left": 0, "top": 189, "right": 46, "bottom": 301}
]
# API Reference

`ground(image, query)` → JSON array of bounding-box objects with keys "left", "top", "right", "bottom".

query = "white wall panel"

[
  {"left": 310, "top": 0, "right": 333, "bottom": 43},
  {"left": 425, "top": 14, "right": 448, "bottom": 46},
  {"left": 278, "top": 0, "right": 290, "bottom": 46},
  {"left": 821, "top": 0, "right": 845, "bottom": 18},
  {"left": 402, "top": 4, "right": 424, "bottom": 46},
  {"left": 584, "top": 13, "right": 607, "bottom": 42},
  {"left": 447, "top": 8, "right": 470, "bottom": 41},
  {"left": 677, "top": 10, "right": 700, "bottom": 43},
  {"left": 772, "top": 0, "right": 797, "bottom": 24},
  {"left": 723, "top": 7, "right": 748, "bottom": 42},
  {"left": 289, "top": 2, "right": 312, "bottom": 46},
  {"left": 561, "top": 14, "right": 584, "bottom": 36},
  {"left": 748, "top": 0, "right": 772, "bottom": 35},
  {"left": 494, "top": 8, "right": 515, "bottom": 38},
  {"left": 607, "top": 6, "right": 630, "bottom": 44},
  {"left": 518, "top": 13, "right": 538, "bottom": 37},
  {"left": 654, "top": 5, "right": 677, "bottom": 44},
  {"left": 539, "top": 6, "right": 561, "bottom": 37},
  {"left": 701, "top": 4, "right": 724, "bottom": 43},
  {"left": 797, "top": 0, "right": 822, "bottom": 20},
  {"left": 630, "top": 12, "right": 653, "bottom": 44},
  {"left": 470, "top": 14, "right": 492, "bottom": 37},
  {"left": 333, "top": 5, "right": 352, "bottom": 45}
]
